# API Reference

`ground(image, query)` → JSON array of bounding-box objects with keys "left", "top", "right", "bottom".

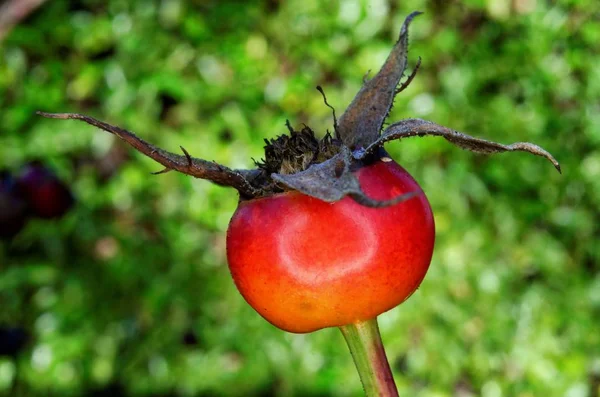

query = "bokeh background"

[{"left": 1, "top": 0, "right": 598, "bottom": 396}]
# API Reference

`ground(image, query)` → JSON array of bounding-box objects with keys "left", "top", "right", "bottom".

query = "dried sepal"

[
  {"left": 36, "top": 112, "right": 263, "bottom": 197},
  {"left": 337, "top": 11, "right": 422, "bottom": 150},
  {"left": 355, "top": 118, "right": 561, "bottom": 173},
  {"left": 272, "top": 147, "right": 420, "bottom": 208}
]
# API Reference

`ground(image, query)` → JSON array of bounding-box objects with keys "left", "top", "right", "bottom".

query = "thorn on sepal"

[
  {"left": 180, "top": 146, "right": 193, "bottom": 166},
  {"left": 151, "top": 168, "right": 173, "bottom": 175}
]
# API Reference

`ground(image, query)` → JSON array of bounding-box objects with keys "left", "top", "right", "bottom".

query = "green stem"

[{"left": 339, "top": 318, "right": 399, "bottom": 397}]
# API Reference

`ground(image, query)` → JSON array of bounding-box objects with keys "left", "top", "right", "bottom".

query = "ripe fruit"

[
  {"left": 16, "top": 161, "right": 74, "bottom": 219},
  {"left": 37, "top": 11, "right": 559, "bottom": 396},
  {"left": 227, "top": 160, "right": 434, "bottom": 332},
  {"left": 0, "top": 171, "right": 29, "bottom": 240}
]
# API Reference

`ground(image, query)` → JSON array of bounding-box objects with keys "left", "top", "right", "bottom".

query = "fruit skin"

[
  {"left": 227, "top": 159, "right": 435, "bottom": 333},
  {"left": 16, "top": 161, "right": 74, "bottom": 219}
]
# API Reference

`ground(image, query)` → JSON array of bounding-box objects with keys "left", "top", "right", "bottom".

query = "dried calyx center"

[{"left": 255, "top": 123, "right": 341, "bottom": 181}]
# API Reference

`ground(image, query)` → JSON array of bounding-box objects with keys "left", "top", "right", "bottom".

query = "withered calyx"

[{"left": 37, "top": 11, "right": 560, "bottom": 208}]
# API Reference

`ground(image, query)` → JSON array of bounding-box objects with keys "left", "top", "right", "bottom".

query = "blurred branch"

[{"left": 0, "top": 0, "right": 48, "bottom": 42}]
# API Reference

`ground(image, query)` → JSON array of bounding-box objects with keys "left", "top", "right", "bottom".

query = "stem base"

[{"left": 339, "top": 318, "right": 398, "bottom": 397}]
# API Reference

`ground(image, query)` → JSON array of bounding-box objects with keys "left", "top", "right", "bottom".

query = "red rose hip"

[
  {"left": 37, "top": 11, "right": 560, "bottom": 395},
  {"left": 226, "top": 159, "right": 435, "bottom": 333}
]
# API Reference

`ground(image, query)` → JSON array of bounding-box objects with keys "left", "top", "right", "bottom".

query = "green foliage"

[{"left": 1, "top": 0, "right": 598, "bottom": 396}]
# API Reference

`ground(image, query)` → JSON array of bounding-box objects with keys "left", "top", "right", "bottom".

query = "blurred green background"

[{"left": 1, "top": 0, "right": 598, "bottom": 396}]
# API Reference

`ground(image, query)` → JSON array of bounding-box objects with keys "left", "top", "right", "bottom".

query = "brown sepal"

[
  {"left": 36, "top": 112, "right": 263, "bottom": 197},
  {"left": 354, "top": 118, "right": 561, "bottom": 173},
  {"left": 336, "top": 11, "right": 422, "bottom": 150},
  {"left": 272, "top": 147, "right": 420, "bottom": 207}
]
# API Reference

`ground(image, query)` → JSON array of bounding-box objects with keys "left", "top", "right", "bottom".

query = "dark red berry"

[
  {"left": 182, "top": 329, "right": 199, "bottom": 346},
  {"left": 16, "top": 161, "right": 74, "bottom": 219},
  {"left": 0, "top": 171, "right": 29, "bottom": 240},
  {"left": 0, "top": 326, "right": 28, "bottom": 357}
]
